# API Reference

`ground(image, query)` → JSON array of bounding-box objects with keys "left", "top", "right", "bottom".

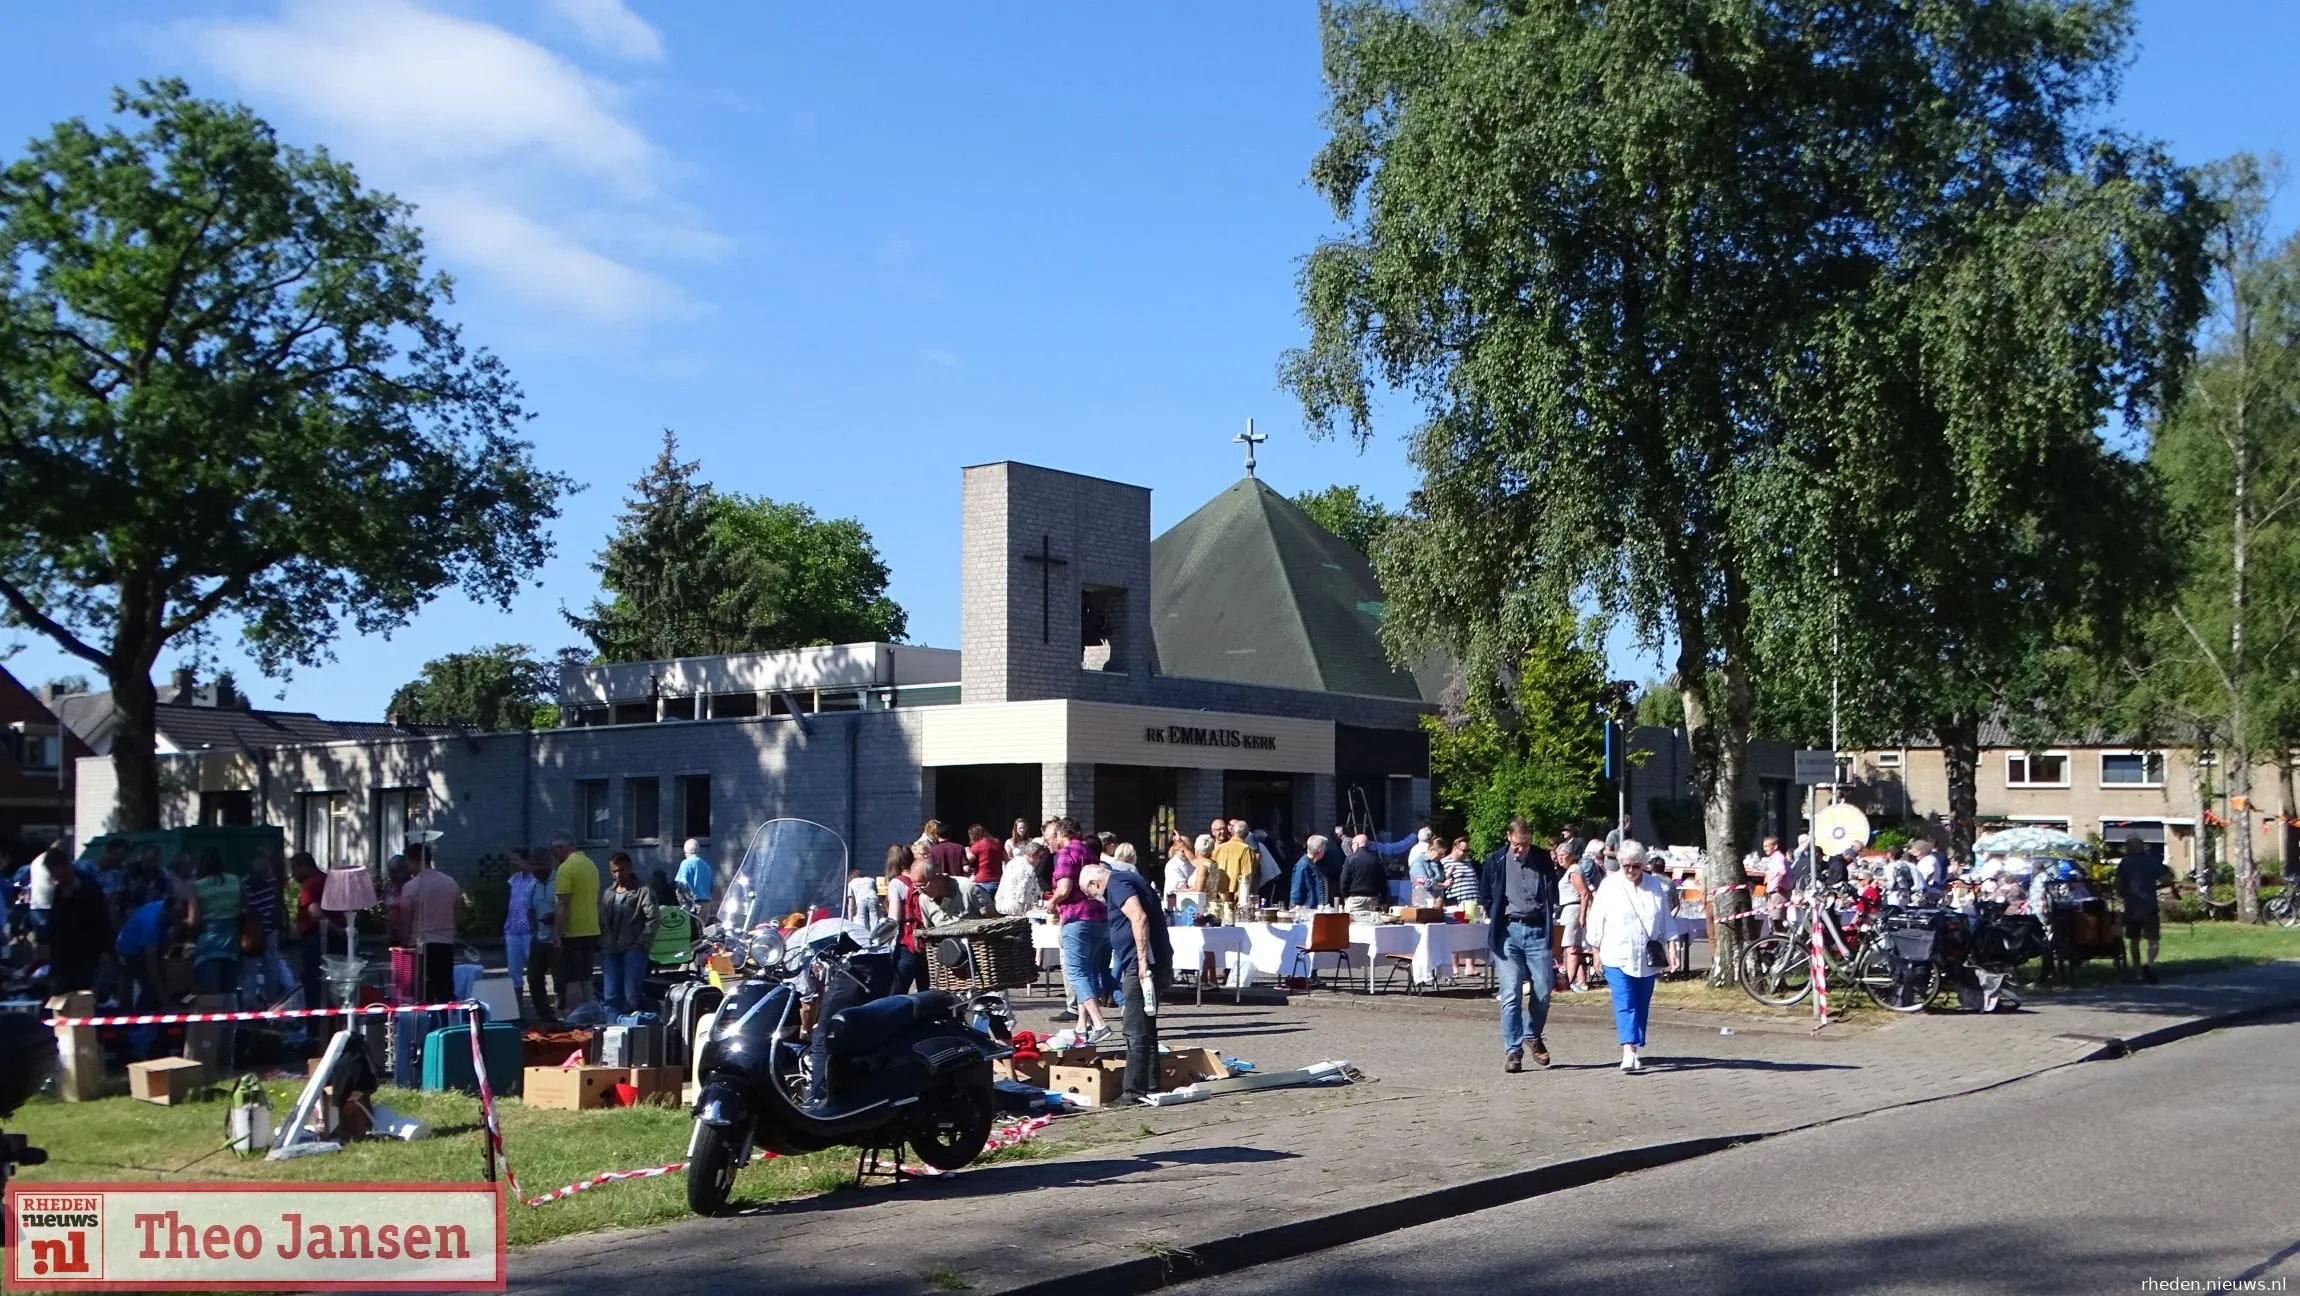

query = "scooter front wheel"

[
  {"left": 686, "top": 1121, "right": 739, "bottom": 1215},
  {"left": 908, "top": 1084, "right": 994, "bottom": 1173}
]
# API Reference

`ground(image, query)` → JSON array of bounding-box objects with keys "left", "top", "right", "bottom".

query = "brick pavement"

[{"left": 508, "top": 960, "right": 2300, "bottom": 1295}]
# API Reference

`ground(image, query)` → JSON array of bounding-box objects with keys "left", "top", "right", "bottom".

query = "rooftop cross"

[
  {"left": 1234, "top": 418, "right": 1268, "bottom": 478},
  {"left": 1020, "top": 534, "right": 1069, "bottom": 644}
]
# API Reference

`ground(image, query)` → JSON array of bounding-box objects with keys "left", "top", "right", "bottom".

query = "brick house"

[
  {"left": 0, "top": 667, "right": 91, "bottom": 866},
  {"left": 1839, "top": 722, "right": 2294, "bottom": 870}
]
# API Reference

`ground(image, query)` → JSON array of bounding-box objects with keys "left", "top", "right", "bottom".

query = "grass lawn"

[
  {"left": 7, "top": 1080, "right": 1110, "bottom": 1248},
  {"left": 1642, "top": 921, "right": 2300, "bottom": 1018}
]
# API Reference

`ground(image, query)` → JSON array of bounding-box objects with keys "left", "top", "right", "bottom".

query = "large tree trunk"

[
  {"left": 1937, "top": 713, "right": 1981, "bottom": 868},
  {"left": 109, "top": 665, "right": 162, "bottom": 831},
  {"left": 2191, "top": 733, "right": 2218, "bottom": 896},
  {"left": 1683, "top": 648, "right": 1755, "bottom": 988}
]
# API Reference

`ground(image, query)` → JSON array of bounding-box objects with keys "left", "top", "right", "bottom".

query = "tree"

[
  {"left": 2142, "top": 157, "right": 2300, "bottom": 921},
  {"left": 565, "top": 430, "right": 751, "bottom": 663},
  {"left": 1426, "top": 621, "right": 1609, "bottom": 854},
  {"left": 569, "top": 432, "right": 907, "bottom": 662},
  {"left": 1286, "top": 0, "right": 2208, "bottom": 982},
  {"left": 385, "top": 644, "right": 556, "bottom": 731},
  {"left": 708, "top": 493, "right": 906, "bottom": 647},
  {"left": 1291, "top": 485, "right": 1396, "bottom": 562},
  {"left": 0, "top": 82, "right": 569, "bottom": 830},
  {"left": 1634, "top": 679, "right": 1684, "bottom": 731}
]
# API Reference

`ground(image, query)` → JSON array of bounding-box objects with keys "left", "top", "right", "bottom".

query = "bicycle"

[{"left": 1739, "top": 884, "right": 1891, "bottom": 1008}]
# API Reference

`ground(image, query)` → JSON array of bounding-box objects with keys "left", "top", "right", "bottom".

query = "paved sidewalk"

[{"left": 509, "top": 960, "right": 2300, "bottom": 1295}]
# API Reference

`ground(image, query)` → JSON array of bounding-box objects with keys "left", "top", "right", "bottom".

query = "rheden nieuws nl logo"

[
  {"left": 6, "top": 1182, "right": 505, "bottom": 1292},
  {"left": 16, "top": 1190, "right": 103, "bottom": 1279}
]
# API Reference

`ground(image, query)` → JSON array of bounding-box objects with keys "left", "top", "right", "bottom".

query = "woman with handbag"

[{"left": 1584, "top": 839, "right": 1679, "bottom": 1074}]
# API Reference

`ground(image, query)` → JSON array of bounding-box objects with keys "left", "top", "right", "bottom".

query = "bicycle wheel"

[
  {"left": 1854, "top": 942, "right": 1938, "bottom": 1013},
  {"left": 1739, "top": 935, "right": 1813, "bottom": 1007}
]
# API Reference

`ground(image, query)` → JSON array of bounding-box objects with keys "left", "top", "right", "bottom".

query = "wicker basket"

[{"left": 927, "top": 917, "right": 1038, "bottom": 991}]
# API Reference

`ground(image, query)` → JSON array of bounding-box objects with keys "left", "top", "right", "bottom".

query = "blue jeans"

[
  {"left": 600, "top": 946, "right": 648, "bottom": 1013},
  {"left": 504, "top": 932, "right": 532, "bottom": 1016},
  {"left": 1603, "top": 966, "right": 1656, "bottom": 1047},
  {"left": 1059, "top": 921, "right": 1114, "bottom": 1007},
  {"left": 1493, "top": 920, "right": 1553, "bottom": 1054}
]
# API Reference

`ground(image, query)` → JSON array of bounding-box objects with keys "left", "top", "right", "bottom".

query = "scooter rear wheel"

[
  {"left": 908, "top": 1085, "right": 994, "bottom": 1173},
  {"left": 686, "top": 1122, "right": 738, "bottom": 1215}
]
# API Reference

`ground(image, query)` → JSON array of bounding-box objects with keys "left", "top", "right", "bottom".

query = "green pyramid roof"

[{"left": 1150, "top": 478, "right": 1436, "bottom": 703}]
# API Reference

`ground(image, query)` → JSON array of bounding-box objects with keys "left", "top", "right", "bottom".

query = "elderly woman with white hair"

[{"left": 1584, "top": 839, "right": 1681, "bottom": 1073}]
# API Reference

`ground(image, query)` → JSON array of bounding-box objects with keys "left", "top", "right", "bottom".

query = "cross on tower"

[
  {"left": 1020, "top": 534, "right": 1069, "bottom": 644},
  {"left": 1234, "top": 418, "right": 1267, "bottom": 478}
]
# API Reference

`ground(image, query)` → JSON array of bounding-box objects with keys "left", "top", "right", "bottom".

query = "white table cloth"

[
  {"left": 1351, "top": 920, "right": 1491, "bottom": 990},
  {"left": 1166, "top": 924, "right": 1254, "bottom": 1001}
]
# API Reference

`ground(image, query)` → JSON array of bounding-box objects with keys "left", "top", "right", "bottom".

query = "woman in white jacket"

[{"left": 1584, "top": 840, "right": 1679, "bottom": 1073}]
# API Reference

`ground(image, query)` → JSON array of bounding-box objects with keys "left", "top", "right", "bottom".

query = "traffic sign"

[{"left": 1794, "top": 749, "right": 1839, "bottom": 785}]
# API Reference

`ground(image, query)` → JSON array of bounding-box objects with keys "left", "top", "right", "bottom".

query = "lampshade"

[{"left": 321, "top": 864, "right": 378, "bottom": 912}]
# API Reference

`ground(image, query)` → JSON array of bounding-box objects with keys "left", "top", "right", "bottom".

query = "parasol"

[{"left": 1972, "top": 826, "right": 2088, "bottom": 858}]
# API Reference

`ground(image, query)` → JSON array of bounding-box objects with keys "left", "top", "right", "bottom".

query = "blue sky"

[{"left": 2, "top": 0, "right": 2295, "bottom": 719}]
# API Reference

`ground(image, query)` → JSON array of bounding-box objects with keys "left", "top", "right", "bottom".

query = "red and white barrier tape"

[
  {"left": 462, "top": 1004, "right": 522, "bottom": 1201},
  {"left": 1808, "top": 907, "right": 1830, "bottom": 1031},
  {"left": 48, "top": 1001, "right": 477, "bottom": 1028},
  {"left": 520, "top": 1115, "right": 1056, "bottom": 1207}
]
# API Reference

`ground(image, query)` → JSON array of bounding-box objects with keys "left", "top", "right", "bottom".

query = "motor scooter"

[{"left": 685, "top": 820, "right": 1007, "bottom": 1215}]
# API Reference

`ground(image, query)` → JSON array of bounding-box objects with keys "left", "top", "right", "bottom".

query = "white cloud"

[
  {"left": 542, "top": 0, "right": 664, "bottom": 62},
  {"left": 184, "top": 0, "right": 716, "bottom": 326}
]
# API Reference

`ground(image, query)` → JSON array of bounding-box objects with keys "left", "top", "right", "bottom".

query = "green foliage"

[
  {"left": 708, "top": 492, "right": 906, "bottom": 648},
  {"left": 1634, "top": 679, "right": 1683, "bottom": 730},
  {"left": 1426, "top": 621, "right": 1608, "bottom": 853},
  {"left": 1291, "top": 484, "right": 1396, "bottom": 562},
  {"left": 0, "top": 81, "right": 570, "bottom": 828},
  {"left": 385, "top": 644, "right": 556, "bottom": 731},
  {"left": 568, "top": 431, "right": 905, "bottom": 662}
]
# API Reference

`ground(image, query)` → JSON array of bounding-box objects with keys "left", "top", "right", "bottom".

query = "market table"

[
  {"left": 1350, "top": 920, "right": 1491, "bottom": 993},
  {"left": 1166, "top": 924, "right": 1254, "bottom": 1003}
]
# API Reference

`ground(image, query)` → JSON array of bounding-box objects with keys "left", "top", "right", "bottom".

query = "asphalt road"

[{"left": 1171, "top": 1013, "right": 2300, "bottom": 1296}]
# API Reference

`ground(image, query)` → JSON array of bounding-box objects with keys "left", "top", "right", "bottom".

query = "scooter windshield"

[{"left": 718, "top": 818, "right": 849, "bottom": 938}]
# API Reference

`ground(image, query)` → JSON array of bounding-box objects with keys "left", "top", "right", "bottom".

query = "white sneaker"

[{"left": 1620, "top": 1046, "right": 1636, "bottom": 1072}]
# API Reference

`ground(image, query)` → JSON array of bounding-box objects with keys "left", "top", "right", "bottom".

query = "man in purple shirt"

[{"left": 1047, "top": 818, "right": 1112, "bottom": 1039}]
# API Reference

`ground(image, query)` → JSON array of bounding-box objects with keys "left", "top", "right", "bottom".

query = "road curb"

[
  {"left": 2093, "top": 992, "right": 2300, "bottom": 1059},
  {"left": 994, "top": 989, "right": 2300, "bottom": 1296},
  {"left": 994, "top": 1134, "right": 1759, "bottom": 1296}
]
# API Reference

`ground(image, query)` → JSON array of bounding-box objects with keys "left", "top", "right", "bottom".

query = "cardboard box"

[
  {"left": 620, "top": 1065, "right": 685, "bottom": 1105},
  {"left": 130, "top": 1057, "right": 208, "bottom": 1105},
  {"left": 707, "top": 953, "right": 735, "bottom": 978},
  {"left": 522, "top": 1029, "right": 594, "bottom": 1069},
  {"left": 1157, "top": 1047, "right": 1232, "bottom": 1092},
  {"left": 1049, "top": 1057, "right": 1125, "bottom": 1109},
  {"left": 1396, "top": 907, "right": 1447, "bottom": 924},
  {"left": 181, "top": 994, "right": 231, "bottom": 1075},
  {"left": 995, "top": 1055, "right": 1051, "bottom": 1088},
  {"left": 46, "top": 992, "right": 102, "bottom": 1104},
  {"left": 523, "top": 1064, "right": 623, "bottom": 1111}
]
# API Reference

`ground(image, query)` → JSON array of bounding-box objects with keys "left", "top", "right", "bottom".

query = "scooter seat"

[{"left": 826, "top": 990, "right": 958, "bottom": 1054}]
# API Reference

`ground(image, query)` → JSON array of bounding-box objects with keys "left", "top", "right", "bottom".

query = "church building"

[{"left": 74, "top": 461, "right": 1439, "bottom": 882}]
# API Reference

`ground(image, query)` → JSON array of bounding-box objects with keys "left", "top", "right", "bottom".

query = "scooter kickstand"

[{"left": 855, "top": 1139, "right": 912, "bottom": 1186}]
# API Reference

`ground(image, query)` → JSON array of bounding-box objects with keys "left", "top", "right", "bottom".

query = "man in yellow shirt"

[
  {"left": 1212, "top": 820, "right": 1260, "bottom": 910},
  {"left": 550, "top": 832, "right": 602, "bottom": 1015}
]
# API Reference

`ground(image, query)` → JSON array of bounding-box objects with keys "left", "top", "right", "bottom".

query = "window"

[
  {"left": 1081, "top": 586, "right": 1127, "bottom": 672},
  {"left": 676, "top": 774, "right": 711, "bottom": 841},
  {"left": 2100, "top": 751, "right": 2166, "bottom": 787},
  {"left": 574, "top": 706, "right": 609, "bottom": 727},
  {"left": 1874, "top": 752, "right": 1903, "bottom": 769},
  {"left": 2005, "top": 752, "right": 2070, "bottom": 787},
  {"left": 626, "top": 777, "right": 662, "bottom": 843},
  {"left": 576, "top": 779, "right": 612, "bottom": 845},
  {"left": 709, "top": 692, "right": 757, "bottom": 719},
  {"left": 299, "top": 791, "right": 349, "bottom": 866},
  {"left": 611, "top": 702, "right": 654, "bottom": 725},
  {"left": 200, "top": 790, "right": 254, "bottom": 827},
  {"left": 662, "top": 696, "right": 696, "bottom": 721},
  {"left": 377, "top": 787, "right": 426, "bottom": 856},
  {"left": 14, "top": 729, "right": 60, "bottom": 773}
]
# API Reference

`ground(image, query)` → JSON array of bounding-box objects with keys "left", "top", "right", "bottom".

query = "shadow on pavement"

[
  {"left": 731, "top": 1146, "right": 1300, "bottom": 1215},
  {"left": 1634, "top": 1057, "right": 1859, "bottom": 1074}
]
